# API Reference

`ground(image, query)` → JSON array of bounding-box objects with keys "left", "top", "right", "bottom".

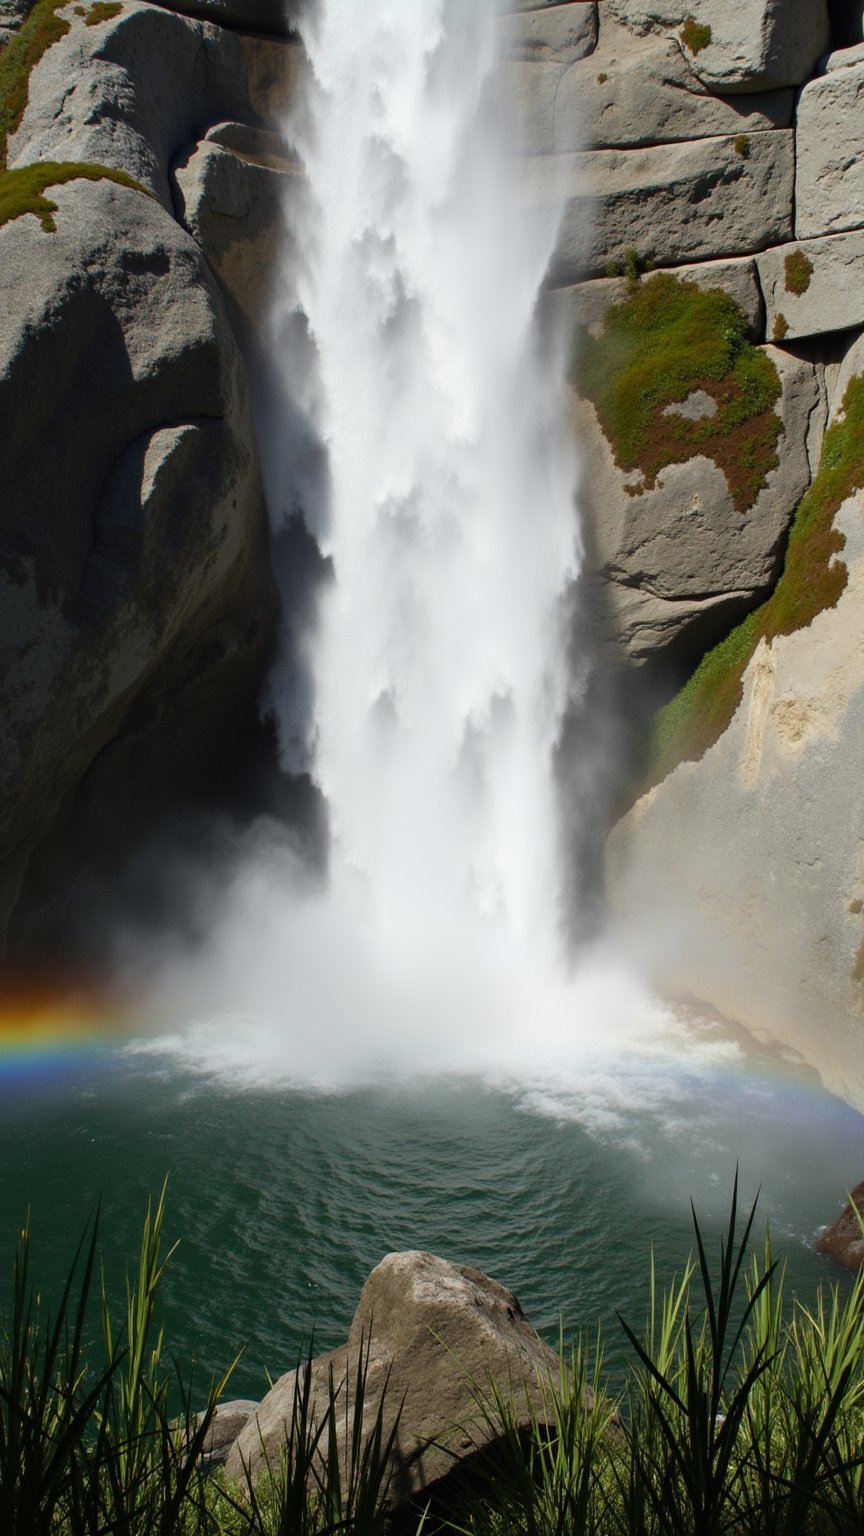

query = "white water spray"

[{"left": 132, "top": 0, "right": 733, "bottom": 1097}]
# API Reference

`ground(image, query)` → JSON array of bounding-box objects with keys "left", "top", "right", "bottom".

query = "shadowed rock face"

[
  {"left": 224, "top": 1251, "right": 560, "bottom": 1506},
  {"left": 0, "top": 0, "right": 297, "bottom": 953}
]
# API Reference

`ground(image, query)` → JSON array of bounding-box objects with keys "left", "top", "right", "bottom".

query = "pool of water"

[{"left": 1, "top": 1014, "right": 861, "bottom": 1404}]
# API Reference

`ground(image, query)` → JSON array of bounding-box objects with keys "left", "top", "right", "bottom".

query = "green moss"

[
  {"left": 773, "top": 312, "right": 789, "bottom": 341},
  {"left": 680, "top": 16, "right": 712, "bottom": 53},
  {"left": 0, "top": 0, "right": 72, "bottom": 171},
  {"left": 0, "top": 159, "right": 148, "bottom": 231},
  {"left": 734, "top": 133, "right": 750, "bottom": 159},
  {"left": 784, "top": 248, "right": 814, "bottom": 296},
  {"left": 84, "top": 1, "right": 122, "bottom": 23},
  {"left": 572, "top": 271, "right": 783, "bottom": 513},
  {"left": 646, "top": 374, "right": 864, "bottom": 789}
]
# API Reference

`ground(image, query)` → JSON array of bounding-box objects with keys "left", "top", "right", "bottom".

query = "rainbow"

[{"left": 0, "top": 977, "right": 129, "bottom": 1082}]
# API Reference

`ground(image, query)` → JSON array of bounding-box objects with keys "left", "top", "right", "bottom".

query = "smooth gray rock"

[
  {"left": 605, "top": 0, "right": 830, "bottom": 91},
  {"left": 225, "top": 1251, "right": 560, "bottom": 1503},
  {"left": 571, "top": 346, "right": 817, "bottom": 664},
  {"left": 606, "top": 495, "right": 864, "bottom": 1112},
  {"left": 173, "top": 123, "right": 301, "bottom": 327},
  {"left": 543, "top": 255, "right": 764, "bottom": 344},
  {"left": 555, "top": 19, "right": 793, "bottom": 151},
  {"left": 757, "top": 232, "right": 864, "bottom": 342},
  {"left": 524, "top": 130, "right": 794, "bottom": 284},
  {"left": 796, "top": 59, "right": 864, "bottom": 240},
  {"left": 0, "top": 178, "right": 276, "bottom": 950},
  {"left": 498, "top": 61, "right": 569, "bottom": 155},
  {"left": 200, "top": 1400, "right": 260, "bottom": 1467},
  {"left": 8, "top": 2, "right": 252, "bottom": 208},
  {"left": 499, "top": 1, "right": 597, "bottom": 62}
]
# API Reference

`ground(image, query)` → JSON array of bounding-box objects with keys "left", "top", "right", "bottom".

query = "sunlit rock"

[{"left": 224, "top": 1251, "right": 560, "bottom": 1504}]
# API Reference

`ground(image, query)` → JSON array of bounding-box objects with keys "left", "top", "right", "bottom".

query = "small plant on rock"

[
  {"left": 734, "top": 134, "right": 750, "bottom": 159},
  {"left": 784, "top": 248, "right": 814, "bottom": 296},
  {"left": 680, "top": 16, "right": 712, "bottom": 54}
]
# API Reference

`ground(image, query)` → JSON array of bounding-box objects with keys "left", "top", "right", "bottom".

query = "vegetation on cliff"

[
  {"left": 0, "top": 160, "right": 148, "bottom": 231},
  {"left": 647, "top": 376, "right": 863, "bottom": 790},
  {"left": 0, "top": 0, "right": 70, "bottom": 170},
  {"left": 5, "top": 1183, "right": 864, "bottom": 1535},
  {"left": 572, "top": 273, "right": 783, "bottom": 514}
]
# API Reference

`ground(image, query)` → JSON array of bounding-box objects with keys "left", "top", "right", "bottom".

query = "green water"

[{"left": 0, "top": 1031, "right": 861, "bottom": 1404}]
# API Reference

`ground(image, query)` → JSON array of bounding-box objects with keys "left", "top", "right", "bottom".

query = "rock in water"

[
  {"left": 817, "top": 1182, "right": 864, "bottom": 1271},
  {"left": 224, "top": 1251, "right": 560, "bottom": 1506}
]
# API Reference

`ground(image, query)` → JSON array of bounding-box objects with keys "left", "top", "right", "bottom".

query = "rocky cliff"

[
  {"left": 3, "top": 0, "right": 863, "bottom": 1105},
  {"left": 504, "top": 1, "right": 864, "bottom": 1105}
]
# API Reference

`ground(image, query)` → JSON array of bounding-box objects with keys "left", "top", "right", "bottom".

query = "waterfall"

[
  {"left": 270, "top": 0, "right": 579, "bottom": 965},
  {"left": 134, "top": 0, "right": 693, "bottom": 1094}
]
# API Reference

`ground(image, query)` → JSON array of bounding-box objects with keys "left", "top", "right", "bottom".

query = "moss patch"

[
  {"left": 733, "top": 134, "right": 750, "bottom": 159},
  {"left": 645, "top": 374, "right": 864, "bottom": 790},
  {"left": 84, "top": 1, "right": 122, "bottom": 23},
  {"left": 680, "top": 16, "right": 712, "bottom": 54},
  {"left": 0, "top": 0, "right": 72, "bottom": 171},
  {"left": 0, "top": 159, "right": 147, "bottom": 231},
  {"left": 773, "top": 312, "right": 789, "bottom": 341},
  {"left": 785, "top": 248, "right": 814, "bottom": 296},
  {"left": 572, "top": 272, "right": 783, "bottom": 513}
]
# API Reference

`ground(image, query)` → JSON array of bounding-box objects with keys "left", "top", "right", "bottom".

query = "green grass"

[
  {"left": 645, "top": 375, "right": 863, "bottom": 789},
  {"left": 0, "top": 160, "right": 148, "bottom": 231},
  {"left": 84, "top": 2, "right": 122, "bottom": 24},
  {"left": 0, "top": 0, "right": 72, "bottom": 170},
  {"left": 572, "top": 272, "right": 783, "bottom": 513}
]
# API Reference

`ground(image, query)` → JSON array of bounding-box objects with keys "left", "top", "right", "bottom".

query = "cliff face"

[
  {"left": 0, "top": 0, "right": 299, "bottom": 954},
  {"left": 503, "top": 1, "right": 864, "bottom": 1104}
]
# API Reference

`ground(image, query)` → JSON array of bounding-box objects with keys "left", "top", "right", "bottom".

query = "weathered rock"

[
  {"left": 817, "top": 1182, "right": 864, "bottom": 1271},
  {"left": 757, "top": 232, "right": 864, "bottom": 342},
  {"left": 544, "top": 255, "right": 764, "bottom": 343},
  {"left": 0, "top": 176, "right": 277, "bottom": 950},
  {"left": 605, "top": 0, "right": 830, "bottom": 91},
  {"left": 525, "top": 130, "right": 794, "bottom": 284},
  {"left": 8, "top": 3, "right": 255, "bottom": 205},
  {"left": 499, "top": 2, "right": 596, "bottom": 62},
  {"left": 201, "top": 1400, "right": 260, "bottom": 1467},
  {"left": 173, "top": 123, "right": 301, "bottom": 328},
  {"left": 225, "top": 1252, "right": 559, "bottom": 1505},
  {"left": 796, "top": 58, "right": 864, "bottom": 240},
  {"left": 606, "top": 490, "right": 864, "bottom": 1111},
  {"left": 554, "top": 20, "right": 793, "bottom": 152},
  {"left": 498, "top": 61, "right": 570, "bottom": 155},
  {"left": 570, "top": 347, "right": 817, "bottom": 665}
]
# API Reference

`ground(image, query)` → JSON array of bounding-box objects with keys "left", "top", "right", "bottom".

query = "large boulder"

[
  {"left": 224, "top": 1252, "right": 560, "bottom": 1506},
  {"left": 796, "top": 54, "right": 864, "bottom": 240},
  {"left": 526, "top": 131, "right": 794, "bottom": 284},
  {"left": 604, "top": 0, "right": 830, "bottom": 91},
  {"left": 499, "top": 2, "right": 597, "bottom": 63},
  {"left": 554, "top": 18, "right": 793, "bottom": 152},
  {"left": 150, "top": 0, "right": 294, "bottom": 34},
  {"left": 757, "top": 232, "right": 864, "bottom": 342}
]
